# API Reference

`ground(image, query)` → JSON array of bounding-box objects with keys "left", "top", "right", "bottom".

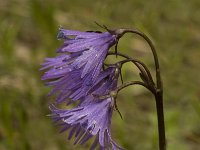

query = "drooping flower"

[
  {"left": 41, "top": 28, "right": 118, "bottom": 104},
  {"left": 45, "top": 66, "right": 115, "bottom": 104},
  {"left": 50, "top": 66, "right": 124, "bottom": 150}
]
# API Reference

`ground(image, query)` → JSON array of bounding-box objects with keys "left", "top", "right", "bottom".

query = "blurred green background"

[{"left": 0, "top": 0, "right": 200, "bottom": 149}]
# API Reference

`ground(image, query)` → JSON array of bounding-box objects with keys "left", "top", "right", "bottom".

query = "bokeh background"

[{"left": 1, "top": 0, "right": 200, "bottom": 149}]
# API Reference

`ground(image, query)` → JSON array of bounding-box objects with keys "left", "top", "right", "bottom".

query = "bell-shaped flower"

[
  {"left": 41, "top": 28, "right": 118, "bottom": 104},
  {"left": 50, "top": 66, "right": 124, "bottom": 150}
]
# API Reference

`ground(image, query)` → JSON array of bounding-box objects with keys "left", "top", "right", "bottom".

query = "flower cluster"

[
  {"left": 41, "top": 24, "right": 166, "bottom": 150},
  {"left": 41, "top": 28, "right": 124, "bottom": 149}
]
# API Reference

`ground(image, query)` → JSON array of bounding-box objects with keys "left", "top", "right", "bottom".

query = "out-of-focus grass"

[{"left": 0, "top": 0, "right": 200, "bottom": 149}]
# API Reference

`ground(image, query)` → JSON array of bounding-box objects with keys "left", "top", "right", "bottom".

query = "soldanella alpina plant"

[{"left": 41, "top": 23, "right": 166, "bottom": 150}]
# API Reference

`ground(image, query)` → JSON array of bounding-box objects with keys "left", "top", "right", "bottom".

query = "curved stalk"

[
  {"left": 107, "top": 52, "right": 154, "bottom": 86},
  {"left": 119, "top": 29, "right": 162, "bottom": 90},
  {"left": 112, "top": 28, "right": 166, "bottom": 150},
  {"left": 116, "top": 81, "right": 155, "bottom": 94},
  {"left": 123, "top": 29, "right": 165, "bottom": 150}
]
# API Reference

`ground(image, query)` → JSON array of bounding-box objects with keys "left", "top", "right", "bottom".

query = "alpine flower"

[
  {"left": 41, "top": 28, "right": 118, "bottom": 104},
  {"left": 41, "top": 25, "right": 166, "bottom": 150},
  {"left": 50, "top": 66, "right": 124, "bottom": 150}
]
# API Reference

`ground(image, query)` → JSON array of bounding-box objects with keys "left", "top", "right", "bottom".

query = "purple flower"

[
  {"left": 45, "top": 66, "right": 114, "bottom": 104},
  {"left": 50, "top": 66, "right": 124, "bottom": 150},
  {"left": 41, "top": 28, "right": 117, "bottom": 103},
  {"left": 41, "top": 28, "right": 117, "bottom": 81}
]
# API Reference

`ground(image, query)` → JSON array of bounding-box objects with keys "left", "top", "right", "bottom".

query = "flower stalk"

[
  {"left": 155, "top": 90, "right": 166, "bottom": 150},
  {"left": 113, "top": 28, "right": 166, "bottom": 150}
]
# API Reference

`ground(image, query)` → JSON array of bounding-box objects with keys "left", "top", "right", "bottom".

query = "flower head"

[
  {"left": 50, "top": 66, "right": 124, "bottom": 150},
  {"left": 41, "top": 28, "right": 117, "bottom": 80},
  {"left": 41, "top": 28, "right": 118, "bottom": 104}
]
